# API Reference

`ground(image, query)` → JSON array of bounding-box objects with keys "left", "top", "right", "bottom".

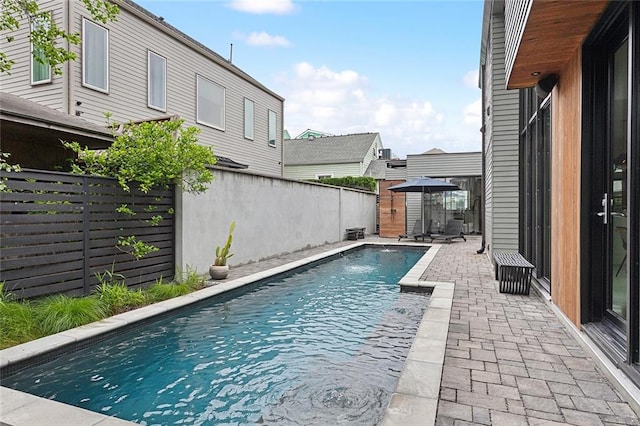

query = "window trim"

[
  {"left": 30, "top": 14, "right": 52, "bottom": 85},
  {"left": 244, "top": 98, "right": 254, "bottom": 140},
  {"left": 147, "top": 50, "right": 167, "bottom": 112},
  {"left": 268, "top": 109, "right": 277, "bottom": 147},
  {"left": 81, "top": 18, "right": 109, "bottom": 93},
  {"left": 196, "top": 74, "right": 226, "bottom": 131},
  {"left": 316, "top": 174, "right": 334, "bottom": 179}
]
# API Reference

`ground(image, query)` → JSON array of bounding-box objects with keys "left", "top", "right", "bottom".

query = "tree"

[{"left": 1, "top": 0, "right": 119, "bottom": 75}]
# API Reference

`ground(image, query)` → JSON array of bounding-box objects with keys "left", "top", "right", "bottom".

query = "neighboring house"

[
  {"left": 377, "top": 150, "right": 482, "bottom": 238},
  {"left": 293, "top": 129, "right": 334, "bottom": 139},
  {"left": 283, "top": 132, "right": 384, "bottom": 180},
  {"left": 0, "top": 0, "right": 284, "bottom": 176},
  {"left": 481, "top": 0, "right": 640, "bottom": 398}
]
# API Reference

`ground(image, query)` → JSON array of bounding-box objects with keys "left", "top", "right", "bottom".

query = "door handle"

[{"left": 596, "top": 193, "right": 609, "bottom": 224}]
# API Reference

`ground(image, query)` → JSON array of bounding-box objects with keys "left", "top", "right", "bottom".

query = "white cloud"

[
  {"left": 235, "top": 31, "right": 292, "bottom": 47},
  {"left": 463, "top": 69, "right": 479, "bottom": 88},
  {"left": 463, "top": 98, "right": 482, "bottom": 126},
  {"left": 227, "top": 0, "right": 295, "bottom": 15},
  {"left": 279, "top": 62, "right": 482, "bottom": 156}
]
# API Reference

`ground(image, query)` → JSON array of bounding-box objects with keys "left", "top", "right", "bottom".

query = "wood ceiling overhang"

[{"left": 507, "top": 0, "right": 609, "bottom": 89}]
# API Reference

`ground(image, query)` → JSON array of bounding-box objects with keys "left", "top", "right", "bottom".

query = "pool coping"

[{"left": 0, "top": 241, "right": 452, "bottom": 426}]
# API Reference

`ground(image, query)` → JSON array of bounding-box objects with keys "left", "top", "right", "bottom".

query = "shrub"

[{"left": 96, "top": 283, "right": 147, "bottom": 315}]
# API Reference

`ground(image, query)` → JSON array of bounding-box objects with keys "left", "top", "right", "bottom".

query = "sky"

[{"left": 137, "top": 0, "right": 484, "bottom": 159}]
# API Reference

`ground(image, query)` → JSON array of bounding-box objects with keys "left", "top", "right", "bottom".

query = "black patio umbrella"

[{"left": 387, "top": 177, "right": 461, "bottom": 234}]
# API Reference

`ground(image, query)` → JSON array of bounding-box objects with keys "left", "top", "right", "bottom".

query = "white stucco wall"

[{"left": 176, "top": 167, "right": 376, "bottom": 274}]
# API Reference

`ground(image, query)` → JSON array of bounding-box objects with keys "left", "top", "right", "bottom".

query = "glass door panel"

[{"left": 608, "top": 39, "right": 629, "bottom": 320}]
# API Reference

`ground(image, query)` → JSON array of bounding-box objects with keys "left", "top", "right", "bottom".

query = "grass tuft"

[
  {"left": 0, "top": 266, "right": 207, "bottom": 349},
  {"left": 97, "top": 283, "right": 147, "bottom": 315},
  {"left": 0, "top": 300, "right": 41, "bottom": 348},
  {"left": 36, "top": 295, "right": 107, "bottom": 335}
]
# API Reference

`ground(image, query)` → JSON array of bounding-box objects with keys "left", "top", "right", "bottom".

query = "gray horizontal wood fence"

[{"left": 0, "top": 169, "right": 175, "bottom": 299}]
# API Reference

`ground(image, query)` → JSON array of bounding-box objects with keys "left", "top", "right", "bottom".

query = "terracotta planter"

[{"left": 209, "top": 264, "right": 229, "bottom": 280}]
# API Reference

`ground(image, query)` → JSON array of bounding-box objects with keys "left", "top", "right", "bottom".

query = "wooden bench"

[
  {"left": 346, "top": 227, "right": 365, "bottom": 240},
  {"left": 493, "top": 251, "right": 534, "bottom": 295}
]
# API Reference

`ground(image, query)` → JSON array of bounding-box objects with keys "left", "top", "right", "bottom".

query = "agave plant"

[{"left": 214, "top": 221, "right": 236, "bottom": 266}]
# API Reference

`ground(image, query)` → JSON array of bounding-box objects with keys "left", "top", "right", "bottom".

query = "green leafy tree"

[
  {"left": 64, "top": 118, "right": 216, "bottom": 260},
  {"left": 1, "top": 0, "right": 119, "bottom": 75},
  {"left": 63, "top": 118, "right": 216, "bottom": 194}
]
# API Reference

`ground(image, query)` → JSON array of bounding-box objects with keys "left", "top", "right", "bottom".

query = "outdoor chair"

[
  {"left": 430, "top": 219, "right": 466, "bottom": 243},
  {"left": 398, "top": 219, "right": 431, "bottom": 242}
]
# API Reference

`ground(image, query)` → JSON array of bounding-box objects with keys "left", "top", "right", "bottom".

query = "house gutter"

[{"left": 477, "top": 65, "right": 486, "bottom": 255}]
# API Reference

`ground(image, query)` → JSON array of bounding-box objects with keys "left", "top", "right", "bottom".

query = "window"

[
  {"left": 197, "top": 75, "right": 225, "bottom": 130},
  {"left": 31, "top": 14, "right": 51, "bottom": 85},
  {"left": 148, "top": 51, "right": 166, "bottom": 111},
  {"left": 519, "top": 88, "right": 552, "bottom": 290},
  {"left": 316, "top": 174, "right": 333, "bottom": 179},
  {"left": 268, "top": 109, "right": 277, "bottom": 147},
  {"left": 244, "top": 98, "right": 254, "bottom": 140},
  {"left": 82, "top": 18, "right": 109, "bottom": 92}
]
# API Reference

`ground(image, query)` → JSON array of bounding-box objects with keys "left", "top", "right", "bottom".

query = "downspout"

[
  {"left": 477, "top": 64, "right": 487, "bottom": 254},
  {"left": 65, "top": 0, "right": 71, "bottom": 114}
]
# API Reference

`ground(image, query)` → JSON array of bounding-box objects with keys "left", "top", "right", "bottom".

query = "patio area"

[
  {"left": 227, "top": 235, "right": 640, "bottom": 425},
  {"left": 2, "top": 235, "right": 639, "bottom": 425}
]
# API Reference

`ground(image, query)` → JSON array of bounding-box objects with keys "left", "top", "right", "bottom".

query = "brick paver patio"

[{"left": 421, "top": 236, "right": 640, "bottom": 426}]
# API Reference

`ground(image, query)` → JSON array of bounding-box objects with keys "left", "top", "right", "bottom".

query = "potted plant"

[{"left": 209, "top": 221, "right": 236, "bottom": 280}]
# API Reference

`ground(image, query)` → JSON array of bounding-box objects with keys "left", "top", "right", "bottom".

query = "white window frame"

[
  {"left": 196, "top": 75, "right": 225, "bottom": 130},
  {"left": 30, "top": 14, "right": 52, "bottom": 85},
  {"left": 244, "top": 98, "right": 254, "bottom": 140},
  {"left": 268, "top": 109, "right": 277, "bottom": 147},
  {"left": 82, "top": 18, "right": 109, "bottom": 93},
  {"left": 147, "top": 50, "right": 167, "bottom": 112},
  {"left": 316, "top": 174, "right": 334, "bottom": 179}
]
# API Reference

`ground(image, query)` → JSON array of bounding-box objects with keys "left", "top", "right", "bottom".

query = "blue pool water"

[{"left": 6, "top": 247, "right": 429, "bottom": 425}]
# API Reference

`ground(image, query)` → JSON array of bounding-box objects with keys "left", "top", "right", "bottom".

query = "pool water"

[{"left": 6, "top": 247, "right": 429, "bottom": 425}]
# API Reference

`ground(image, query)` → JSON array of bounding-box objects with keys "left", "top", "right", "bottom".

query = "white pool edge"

[{"left": 0, "top": 242, "right": 450, "bottom": 426}]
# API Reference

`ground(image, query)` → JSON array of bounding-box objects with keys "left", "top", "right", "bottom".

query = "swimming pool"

[{"left": 4, "top": 246, "right": 430, "bottom": 425}]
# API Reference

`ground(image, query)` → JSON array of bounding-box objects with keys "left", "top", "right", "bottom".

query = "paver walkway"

[
  {"left": 226, "top": 235, "right": 640, "bottom": 425},
  {"left": 420, "top": 236, "right": 640, "bottom": 426}
]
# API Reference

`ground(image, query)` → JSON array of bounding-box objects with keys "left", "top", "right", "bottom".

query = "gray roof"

[
  {"left": 1, "top": 92, "right": 112, "bottom": 142},
  {"left": 364, "top": 159, "right": 388, "bottom": 179},
  {"left": 284, "top": 133, "right": 379, "bottom": 165}
]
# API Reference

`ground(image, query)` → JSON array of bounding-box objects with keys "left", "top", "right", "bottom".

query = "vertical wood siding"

[
  {"left": 378, "top": 180, "right": 406, "bottom": 238},
  {"left": 551, "top": 49, "right": 582, "bottom": 325}
]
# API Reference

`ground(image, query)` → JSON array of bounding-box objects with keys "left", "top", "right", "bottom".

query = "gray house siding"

[
  {"left": 406, "top": 152, "right": 482, "bottom": 178},
  {"left": 284, "top": 163, "right": 362, "bottom": 180},
  {"left": 1, "top": 0, "right": 284, "bottom": 176},
  {"left": 483, "top": 5, "right": 520, "bottom": 254},
  {"left": 0, "top": 0, "right": 66, "bottom": 111},
  {"left": 404, "top": 152, "right": 482, "bottom": 234},
  {"left": 385, "top": 167, "right": 407, "bottom": 181},
  {"left": 361, "top": 134, "right": 384, "bottom": 174}
]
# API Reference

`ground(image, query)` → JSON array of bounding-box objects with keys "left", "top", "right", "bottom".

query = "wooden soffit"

[{"left": 508, "top": 0, "right": 609, "bottom": 89}]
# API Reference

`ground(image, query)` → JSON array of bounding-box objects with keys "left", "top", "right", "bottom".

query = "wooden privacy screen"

[{"left": 0, "top": 169, "right": 175, "bottom": 299}]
